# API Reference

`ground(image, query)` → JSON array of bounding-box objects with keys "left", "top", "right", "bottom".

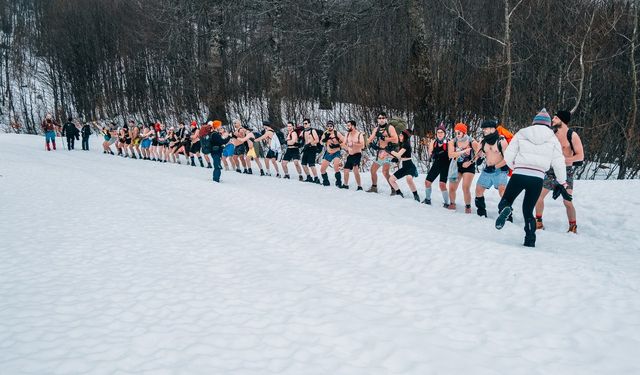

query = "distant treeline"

[{"left": 0, "top": 0, "right": 638, "bottom": 178}]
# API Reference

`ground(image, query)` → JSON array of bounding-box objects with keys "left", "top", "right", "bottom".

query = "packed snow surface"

[{"left": 1, "top": 134, "right": 639, "bottom": 374}]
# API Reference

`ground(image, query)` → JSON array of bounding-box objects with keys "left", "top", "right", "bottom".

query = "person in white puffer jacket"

[{"left": 495, "top": 108, "right": 571, "bottom": 247}]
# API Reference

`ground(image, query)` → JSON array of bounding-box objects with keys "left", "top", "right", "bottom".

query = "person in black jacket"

[
  {"left": 81, "top": 122, "right": 91, "bottom": 150},
  {"left": 62, "top": 117, "right": 79, "bottom": 150},
  {"left": 209, "top": 120, "right": 231, "bottom": 182}
]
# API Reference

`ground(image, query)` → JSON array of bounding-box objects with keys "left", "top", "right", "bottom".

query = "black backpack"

[
  {"left": 567, "top": 128, "right": 583, "bottom": 166},
  {"left": 276, "top": 129, "right": 287, "bottom": 149}
]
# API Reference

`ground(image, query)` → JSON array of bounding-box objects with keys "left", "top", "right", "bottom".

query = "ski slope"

[{"left": 0, "top": 133, "right": 639, "bottom": 375}]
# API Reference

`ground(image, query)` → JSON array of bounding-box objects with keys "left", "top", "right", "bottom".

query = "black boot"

[
  {"left": 190, "top": 156, "right": 196, "bottom": 166},
  {"left": 248, "top": 168, "right": 253, "bottom": 174},
  {"left": 321, "top": 173, "right": 331, "bottom": 186},
  {"left": 412, "top": 191, "right": 420, "bottom": 201},
  {"left": 524, "top": 217, "right": 537, "bottom": 247},
  {"left": 198, "top": 156, "right": 204, "bottom": 167},
  {"left": 313, "top": 176, "right": 320, "bottom": 184},
  {"left": 260, "top": 169, "right": 265, "bottom": 176},
  {"left": 207, "top": 163, "right": 212, "bottom": 169},
  {"left": 395, "top": 189, "right": 404, "bottom": 197},
  {"left": 475, "top": 196, "right": 487, "bottom": 217},
  {"left": 334, "top": 172, "right": 342, "bottom": 188},
  {"left": 495, "top": 199, "right": 512, "bottom": 230},
  {"left": 305, "top": 175, "right": 313, "bottom": 183}
]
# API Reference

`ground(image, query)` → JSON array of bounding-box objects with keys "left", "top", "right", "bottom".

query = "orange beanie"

[
  {"left": 212, "top": 120, "right": 222, "bottom": 129},
  {"left": 454, "top": 123, "right": 467, "bottom": 135}
]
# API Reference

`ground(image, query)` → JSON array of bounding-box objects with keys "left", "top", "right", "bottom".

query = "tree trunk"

[
  {"left": 205, "top": 16, "right": 228, "bottom": 123},
  {"left": 619, "top": 1, "right": 638, "bottom": 179},
  {"left": 408, "top": 0, "right": 434, "bottom": 136},
  {"left": 501, "top": 0, "right": 512, "bottom": 125},
  {"left": 266, "top": 6, "right": 283, "bottom": 128}
]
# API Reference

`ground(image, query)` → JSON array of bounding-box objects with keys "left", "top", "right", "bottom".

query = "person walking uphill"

[
  {"left": 62, "top": 117, "right": 79, "bottom": 150},
  {"left": 535, "top": 110, "right": 585, "bottom": 233},
  {"left": 209, "top": 120, "right": 231, "bottom": 182},
  {"left": 41, "top": 113, "right": 59, "bottom": 151},
  {"left": 81, "top": 122, "right": 91, "bottom": 150},
  {"left": 495, "top": 108, "right": 571, "bottom": 248}
]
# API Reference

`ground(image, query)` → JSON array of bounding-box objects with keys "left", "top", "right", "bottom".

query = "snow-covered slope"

[{"left": 1, "top": 134, "right": 639, "bottom": 374}]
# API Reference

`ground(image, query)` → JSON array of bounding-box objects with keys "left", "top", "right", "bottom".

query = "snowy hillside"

[{"left": 1, "top": 134, "right": 639, "bottom": 374}]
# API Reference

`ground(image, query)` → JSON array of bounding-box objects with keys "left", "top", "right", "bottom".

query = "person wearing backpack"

[
  {"left": 389, "top": 129, "right": 421, "bottom": 201},
  {"left": 254, "top": 120, "right": 282, "bottom": 177},
  {"left": 209, "top": 120, "right": 230, "bottom": 182},
  {"left": 81, "top": 122, "right": 92, "bottom": 151},
  {"left": 281, "top": 121, "right": 304, "bottom": 180},
  {"left": 198, "top": 122, "right": 214, "bottom": 169},
  {"left": 474, "top": 120, "right": 511, "bottom": 218},
  {"left": 341, "top": 120, "right": 365, "bottom": 191},
  {"left": 495, "top": 108, "right": 571, "bottom": 247},
  {"left": 366, "top": 112, "right": 399, "bottom": 194},
  {"left": 62, "top": 117, "right": 79, "bottom": 150},
  {"left": 423, "top": 124, "right": 451, "bottom": 206},
  {"left": 319, "top": 120, "right": 345, "bottom": 187},
  {"left": 41, "top": 113, "right": 59, "bottom": 151},
  {"left": 300, "top": 118, "right": 321, "bottom": 183},
  {"left": 447, "top": 123, "right": 480, "bottom": 213},
  {"left": 535, "top": 110, "right": 584, "bottom": 233}
]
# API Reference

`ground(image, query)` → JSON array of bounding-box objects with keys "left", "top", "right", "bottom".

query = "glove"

[{"left": 552, "top": 184, "right": 572, "bottom": 201}]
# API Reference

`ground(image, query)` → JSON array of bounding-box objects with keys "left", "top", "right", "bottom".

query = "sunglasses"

[{"left": 377, "top": 117, "right": 386, "bottom": 120}]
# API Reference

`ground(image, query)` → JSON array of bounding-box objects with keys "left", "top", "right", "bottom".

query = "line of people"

[{"left": 41, "top": 108, "right": 583, "bottom": 248}]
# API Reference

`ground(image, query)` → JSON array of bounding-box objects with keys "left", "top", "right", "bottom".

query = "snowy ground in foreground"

[{"left": 1, "top": 134, "right": 639, "bottom": 375}]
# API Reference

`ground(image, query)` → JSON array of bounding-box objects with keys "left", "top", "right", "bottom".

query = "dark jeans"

[
  {"left": 212, "top": 153, "right": 222, "bottom": 182},
  {"left": 66, "top": 136, "right": 75, "bottom": 150},
  {"left": 82, "top": 136, "right": 89, "bottom": 150}
]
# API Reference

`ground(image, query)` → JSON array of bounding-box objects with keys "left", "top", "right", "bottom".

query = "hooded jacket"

[{"left": 504, "top": 124, "right": 567, "bottom": 184}]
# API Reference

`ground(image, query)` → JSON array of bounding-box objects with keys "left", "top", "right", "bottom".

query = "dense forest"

[{"left": 0, "top": 0, "right": 638, "bottom": 178}]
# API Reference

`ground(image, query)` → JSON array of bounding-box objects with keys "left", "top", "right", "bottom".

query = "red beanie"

[{"left": 454, "top": 123, "right": 467, "bottom": 135}]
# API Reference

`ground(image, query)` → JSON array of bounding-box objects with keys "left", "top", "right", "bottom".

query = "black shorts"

[
  {"left": 234, "top": 144, "right": 247, "bottom": 155},
  {"left": 125, "top": 139, "right": 132, "bottom": 145},
  {"left": 457, "top": 161, "right": 475, "bottom": 174},
  {"left": 394, "top": 160, "right": 418, "bottom": 179},
  {"left": 426, "top": 159, "right": 450, "bottom": 183},
  {"left": 190, "top": 141, "right": 201, "bottom": 153},
  {"left": 266, "top": 149, "right": 279, "bottom": 159},
  {"left": 301, "top": 148, "right": 317, "bottom": 166},
  {"left": 283, "top": 148, "right": 300, "bottom": 161},
  {"left": 344, "top": 153, "right": 362, "bottom": 170},
  {"left": 152, "top": 139, "right": 158, "bottom": 146}
]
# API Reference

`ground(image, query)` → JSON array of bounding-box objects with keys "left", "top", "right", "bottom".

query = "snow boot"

[
  {"left": 314, "top": 176, "right": 321, "bottom": 184},
  {"left": 52, "top": 141, "right": 56, "bottom": 150},
  {"left": 334, "top": 172, "right": 342, "bottom": 188},
  {"left": 357, "top": 186, "right": 363, "bottom": 191},
  {"left": 495, "top": 205, "right": 513, "bottom": 230},
  {"left": 340, "top": 184, "right": 349, "bottom": 190},
  {"left": 198, "top": 157, "right": 204, "bottom": 167},
  {"left": 524, "top": 217, "right": 537, "bottom": 247},
  {"left": 299, "top": 175, "right": 304, "bottom": 181},
  {"left": 284, "top": 174, "right": 290, "bottom": 179},
  {"left": 46, "top": 142, "right": 51, "bottom": 151},
  {"left": 413, "top": 192, "right": 420, "bottom": 202},
  {"left": 395, "top": 189, "right": 404, "bottom": 198},
  {"left": 475, "top": 197, "right": 487, "bottom": 217},
  {"left": 536, "top": 217, "right": 544, "bottom": 230},
  {"left": 260, "top": 169, "right": 265, "bottom": 176},
  {"left": 305, "top": 175, "right": 313, "bottom": 183},
  {"left": 366, "top": 185, "right": 378, "bottom": 193},
  {"left": 422, "top": 198, "right": 431, "bottom": 205},
  {"left": 248, "top": 168, "right": 253, "bottom": 175},
  {"left": 321, "top": 173, "right": 331, "bottom": 186}
]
